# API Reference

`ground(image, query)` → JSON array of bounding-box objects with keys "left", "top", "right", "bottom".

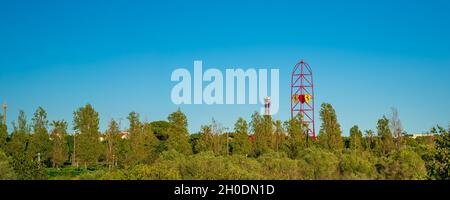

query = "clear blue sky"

[{"left": 1, "top": 0, "right": 449, "bottom": 135}]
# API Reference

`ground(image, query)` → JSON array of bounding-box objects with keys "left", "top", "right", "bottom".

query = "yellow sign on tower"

[{"left": 304, "top": 94, "right": 312, "bottom": 104}]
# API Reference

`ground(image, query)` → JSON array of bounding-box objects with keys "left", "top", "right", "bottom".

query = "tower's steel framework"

[{"left": 291, "top": 59, "right": 316, "bottom": 140}]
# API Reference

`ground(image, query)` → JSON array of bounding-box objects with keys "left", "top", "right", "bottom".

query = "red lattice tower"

[{"left": 291, "top": 59, "right": 316, "bottom": 140}]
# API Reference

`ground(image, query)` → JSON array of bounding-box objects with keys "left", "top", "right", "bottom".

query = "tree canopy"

[{"left": 0, "top": 103, "right": 444, "bottom": 180}]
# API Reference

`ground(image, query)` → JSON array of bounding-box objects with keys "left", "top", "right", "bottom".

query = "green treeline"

[{"left": 0, "top": 103, "right": 449, "bottom": 180}]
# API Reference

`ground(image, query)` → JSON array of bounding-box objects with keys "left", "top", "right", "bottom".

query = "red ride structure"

[{"left": 291, "top": 59, "right": 316, "bottom": 141}]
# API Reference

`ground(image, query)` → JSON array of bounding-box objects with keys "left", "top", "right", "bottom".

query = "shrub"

[
  {"left": 0, "top": 149, "right": 17, "bottom": 180},
  {"left": 298, "top": 147, "right": 339, "bottom": 179},
  {"left": 338, "top": 151, "right": 377, "bottom": 180}
]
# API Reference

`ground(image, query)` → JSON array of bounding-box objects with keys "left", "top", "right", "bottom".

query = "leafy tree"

[
  {"left": 150, "top": 120, "right": 170, "bottom": 152},
  {"left": 121, "top": 113, "right": 159, "bottom": 165},
  {"left": 250, "top": 112, "right": 273, "bottom": 156},
  {"left": 50, "top": 120, "right": 69, "bottom": 168},
  {"left": 377, "top": 116, "right": 395, "bottom": 154},
  {"left": 142, "top": 122, "right": 159, "bottom": 163},
  {"left": 151, "top": 120, "right": 170, "bottom": 141},
  {"left": 249, "top": 112, "right": 261, "bottom": 155},
  {"left": 273, "top": 120, "right": 284, "bottom": 152},
  {"left": 234, "top": 118, "right": 249, "bottom": 135},
  {"left": 129, "top": 163, "right": 183, "bottom": 180},
  {"left": 261, "top": 115, "right": 274, "bottom": 152},
  {"left": 65, "top": 134, "right": 76, "bottom": 166},
  {"left": 197, "top": 125, "right": 214, "bottom": 153},
  {"left": 384, "top": 149, "right": 427, "bottom": 180},
  {"left": 166, "top": 109, "right": 192, "bottom": 155},
  {"left": 0, "top": 149, "right": 17, "bottom": 180},
  {"left": 231, "top": 118, "right": 252, "bottom": 156},
  {"left": 105, "top": 119, "right": 120, "bottom": 168},
  {"left": 338, "top": 152, "right": 376, "bottom": 180},
  {"left": 299, "top": 147, "right": 340, "bottom": 179},
  {"left": 129, "top": 150, "right": 185, "bottom": 180},
  {"left": 184, "top": 151, "right": 262, "bottom": 180},
  {"left": 125, "top": 112, "right": 146, "bottom": 165},
  {"left": 188, "top": 133, "right": 202, "bottom": 154},
  {"left": 283, "top": 115, "right": 307, "bottom": 159},
  {"left": 349, "top": 125, "right": 363, "bottom": 150},
  {"left": 0, "top": 113, "right": 7, "bottom": 151},
  {"left": 11, "top": 152, "right": 47, "bottom": 180},
  {"left": 363, "top": 130, "right": 375, "bottom": 151},
  {"left": 258, "top": 152, "right": 312, "bottom": 180},
  {"left": 73, "top": 104, "right": 102, "bottom": 168},
  {"left": 28, "top": 107, "right": 51, "bottom": 164},
  {"left": 195, "top": 119, "right": 228, "bottom": 156},
  {"left": 427, "top": 126, "right": 450, "bottom": 180},
  {"left": 7, "top": 110, "right": 30, "bottom": 158},
  {"left": 403, "top": 135, "right": 434, "bottom": 160},
  {"left": 318, "top": 103, "right": 343, "bottom": 151},
  {"left": 115, "top": 135, "right": 130, "bottom": 168}
]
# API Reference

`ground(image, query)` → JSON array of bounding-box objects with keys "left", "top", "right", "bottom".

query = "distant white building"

[
  {"left": 410, "top": 133, "right": 434, "bottom": 139},
  {"left": 97, "top": 131, "right": 130, "bottom": 141},
  {"left": 120, "top": 131, "right": 129, "bottom": 140}
]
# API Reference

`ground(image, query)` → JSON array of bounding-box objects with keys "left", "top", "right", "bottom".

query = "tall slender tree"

[
  {"left": 364, "top": 129, "right": 375, "bottom": 151},
  {"left": 28, "top": 107, "right": 51, "bottom": 164},
  {"left": 125, "top": 112, "right": 158, "bottom": 165},
  {"left": 126, "top": 112, "right": 146, "bottom": 165},
  {"left": 197, "top": 124, "right": 214, "bottom": 153},
  {"left": 318, "top": 103, "right": 343, "bottom": 150},
  {"left": 250, "top": 112, "right": 273, "bottom": 156},
  {"left": 427, "top": 126, "right": 450, "bottom": 180},
  {"left": 166, "top": 109, "right": 192, "bottom": 155},
  {"left": 349, "top": 125, "right": 363, "bottom": 151},
  {"left": 284, "top": 114, "right": 307, "bottom": 158},
  {"left": 377, "top": 116, "right": 395, "bottom": 154},
  {"left": 73, "top": 104, "right": 101, "bottom": 168},
  {"left": 273, "top": 120, "right": 284, "bottom": 152},
  {"left": 232, "top": 118, "right": 252, "bottom": 156},
  {"left": 262, "top": 115, "right": 274, "bottom": 152},
  {"left": 6, "top": 111, "right": 45, "bottom": 180},
  {"left": 0, "top": 113, "right": 7, "bottom": 151},
  {"left": 49, "top": 120, "right": 68, "bottom": 168},
  {"left": 142, "top": 122, "right": 159, "bottom": 163},
  {"left": 105, "top": 119, "right": 119, "bottom": 168},
  {"left": 7, "top": 111, "right": 30, "bottom": 158}
]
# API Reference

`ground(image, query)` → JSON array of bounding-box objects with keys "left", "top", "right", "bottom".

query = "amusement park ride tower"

[{"left": 291, "top": 59, "right": 316, "bottom": 141}]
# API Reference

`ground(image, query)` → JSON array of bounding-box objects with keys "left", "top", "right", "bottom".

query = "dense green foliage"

[
  {"left": 166, "top": 109, "right": 192, "bottom": 156},
  {"left": 318, "top": 103, "right": 344, "bottom": 150},
  {"left": 0, "top": 149, "right": 16, "bottom": 180},
  {"left": 73, "top": 104, "right": 102, "bottom": 167},
  {"left": 0, "top": 103, "right": 447, "bottom": 180},
  {"left": 49, "top": 120, "right": 69, "bottom": 168},
  {"left": 426, "top": 126, "right": 450, "bottom": 180},
  {"left": 28, "top": 107, "right": 52, "bottom": 166},
  {"left": 349, "top": 125, "right": 363, "bottom": 150}
]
